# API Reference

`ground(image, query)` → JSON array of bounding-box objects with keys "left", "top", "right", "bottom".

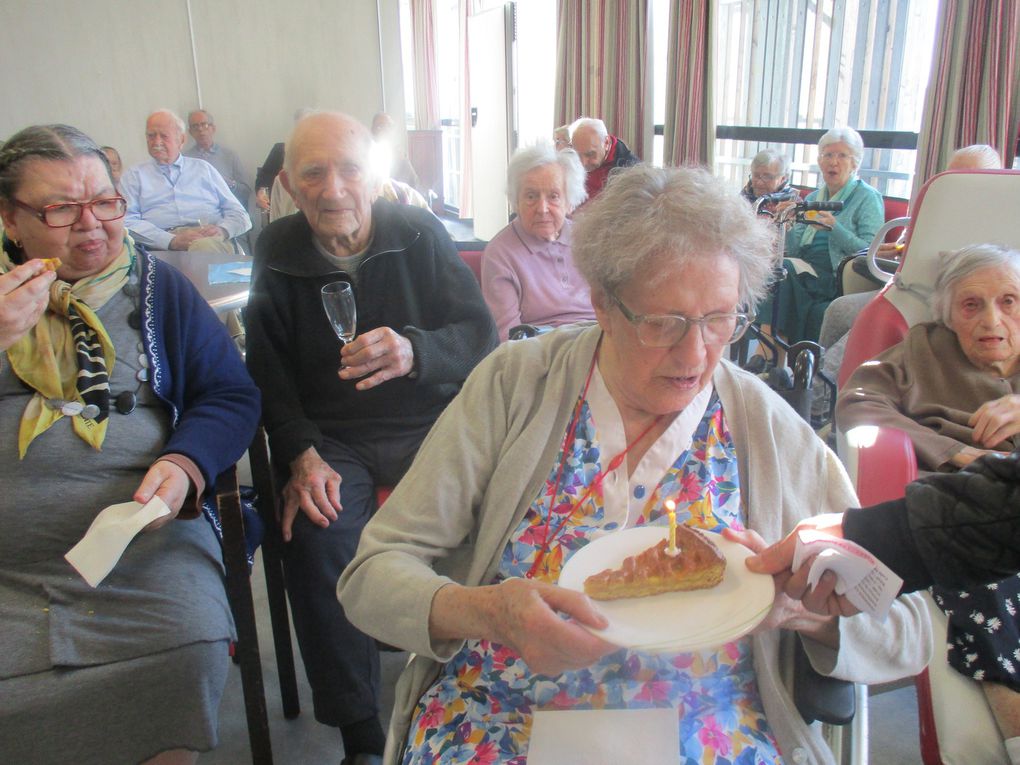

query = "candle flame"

[{"left": 664, "top": 499, "right": 676, "bottom": 512}]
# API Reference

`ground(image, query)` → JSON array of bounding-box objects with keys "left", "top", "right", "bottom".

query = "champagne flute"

[{"left": 321, "top": 281, "right": 357, "bottom": 350}]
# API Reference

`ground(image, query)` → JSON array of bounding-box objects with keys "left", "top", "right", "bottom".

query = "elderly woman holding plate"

[
  {"left": 340, "top": 166, "right": 929, "bottom": 765},
  {"left": 0, "top": 125, "right": 259, "bottom": 764},
  {"left": 481, "top": 144, "right": 591, "bottom": 340}
]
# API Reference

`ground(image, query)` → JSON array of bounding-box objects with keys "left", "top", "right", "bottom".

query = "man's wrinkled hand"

[
  {"left": 169, "top": 228, "right": 207, "bottom": 250},
  {"left": 339, "top": 327, "right": 415, "bottom": 391},
  {"left": 280, "top": 447, "right": 343, "bottom": 541}
]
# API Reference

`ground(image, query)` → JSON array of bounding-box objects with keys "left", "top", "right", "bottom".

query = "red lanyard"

[{"left": 526, "top": 348, "right": 661, "bottom": 580}]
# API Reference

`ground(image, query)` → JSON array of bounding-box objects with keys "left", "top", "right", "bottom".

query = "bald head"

[
  {"left": 281, "top": 112, "right": 378, "bottom": 256},
  {"left": 285, "top": 112, "right": 373, "bottom": 174}
]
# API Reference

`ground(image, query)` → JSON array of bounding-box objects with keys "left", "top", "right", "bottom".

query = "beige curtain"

[
  {"left": 554, "top": 0, "right": 651, "bottom": 159},
  {"left": 663, "top": 0, "right": 713, "bottom": 167},
  {"left": 411, "top": 0, "right": 440, "bottom": 130},
  {"left": 912, "top": 0, "right": 1020, "bottom": 197},
  {"left": 458, "top": 0, "right": 473, "bottom": 217}
]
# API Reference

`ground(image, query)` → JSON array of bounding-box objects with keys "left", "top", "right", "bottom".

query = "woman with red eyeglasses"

[{"left": 0, "top": 124, "right": 259, "bottom": 765}]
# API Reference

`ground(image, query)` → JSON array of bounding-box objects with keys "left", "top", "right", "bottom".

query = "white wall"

[{"left": 0, "top": 0, "right": 406, "bottom": 185}]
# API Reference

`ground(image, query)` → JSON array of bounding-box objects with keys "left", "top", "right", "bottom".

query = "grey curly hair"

[
  {"left": 506, "top": 143, "right": 587, "bottom": 212},
  {"left": 571, "top": 164, "right": 778, "bottom": 309},
  {"left": 932, "top": 243, "right": 1020, "bottom": 327},
  {"left": 818, "top": 127, "right": 865, "bottom": 170}
]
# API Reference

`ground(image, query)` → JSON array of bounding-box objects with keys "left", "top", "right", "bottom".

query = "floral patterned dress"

[{"left": 402, "top": 374, "right": 782, "bottom": 765}]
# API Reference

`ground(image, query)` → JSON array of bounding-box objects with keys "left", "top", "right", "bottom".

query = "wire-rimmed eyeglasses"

[
  {"left": 12, "top": 196, "right": 127, "bottom": 228},
  {"left": 610, "top": 293, "right": 753, "bottom": 347}
]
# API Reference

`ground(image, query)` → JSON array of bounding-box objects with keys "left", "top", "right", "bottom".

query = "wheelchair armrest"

[
  {"left": 793, "top": 637, "right": 857, "bottom": 725},
  {"left": 840, "top": 425, "right": 917, "bottom": 506}
]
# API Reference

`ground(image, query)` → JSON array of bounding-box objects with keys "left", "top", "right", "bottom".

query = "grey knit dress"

[{"left": 0, "top": 290, "right": 234, "bottom": 764}]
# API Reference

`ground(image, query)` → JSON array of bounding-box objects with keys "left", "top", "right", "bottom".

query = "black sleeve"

[
  {"left": 400, "top": 211, "right": 499, "bottom": 384},
  {"left": 906, "top": 450, "right": 1020, "bottom": 588},
  {"left": 843, "top": 500, "right": 933, "bottom": 593},
  {"left": 844, "top": 450, "right": 1020, "bottom": 592},
  {"left": 255, "top": 143, "right": 285, "bottom": 190}
]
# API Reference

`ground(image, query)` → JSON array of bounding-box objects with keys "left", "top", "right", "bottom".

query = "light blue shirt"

[
  {"left": 121, "top": 154, "right": 252, "bottom": 250},
  {"left": 183, "top": 142, "right": 252, "bottom": 207}
]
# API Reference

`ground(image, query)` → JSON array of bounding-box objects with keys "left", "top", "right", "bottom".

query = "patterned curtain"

[
  {"left": 554, "top": 0, "right": 651, "bottom": 160},
  {"left": 912, "top": 0, "right": 1020, "bottom": 197},
  {"left": 458, "top": 0, "right": 473, "bottom": 217},
  {"left": 411, "top": 0, "right": 440, "bottom": 130},
  {"left": 663, "top": 0, "right": 713, "bottom": 167}
]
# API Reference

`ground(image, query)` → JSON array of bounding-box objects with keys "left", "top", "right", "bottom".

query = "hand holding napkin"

[{"left": 65, "top": 497, "right": 171, "bottom": 587}]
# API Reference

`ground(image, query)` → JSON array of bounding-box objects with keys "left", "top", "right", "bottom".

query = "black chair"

[
  {"left": 216, "top": 466, "right": 274, "bottom": 764},
  {"left": 247, "top": 425, "right": 301, "bottom": 720}
]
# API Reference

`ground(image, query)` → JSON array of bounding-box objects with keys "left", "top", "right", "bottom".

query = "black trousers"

[{"left": 280, "top": 426, "right": 427, "bottom": 727}]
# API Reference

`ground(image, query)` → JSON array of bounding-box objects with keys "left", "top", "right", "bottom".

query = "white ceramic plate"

[{"left": 558, "top": 526, "right": 775, "bottom": 651}]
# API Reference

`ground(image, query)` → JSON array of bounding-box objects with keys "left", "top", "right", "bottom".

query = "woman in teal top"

[{"left": 766, "top": 127, "right": 884, "bottom": 344}]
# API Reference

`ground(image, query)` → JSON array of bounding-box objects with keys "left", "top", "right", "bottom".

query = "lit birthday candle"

[{"left": 665, "top": 499, "right": 679, "bottom": 556}]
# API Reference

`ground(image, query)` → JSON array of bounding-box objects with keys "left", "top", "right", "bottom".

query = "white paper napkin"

[
  {"left": 65, "top": 497, "right": 171, "bottom": 587},
  {"left": 528, "top": 708, "right": 680, "bottom": 765},
  {"left": 792, "top": 525, "right": 903, "bottom": 619}
]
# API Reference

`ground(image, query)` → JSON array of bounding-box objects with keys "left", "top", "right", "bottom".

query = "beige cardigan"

[{"left": 339, "top": 324, "right": 931, "bottom": 765}]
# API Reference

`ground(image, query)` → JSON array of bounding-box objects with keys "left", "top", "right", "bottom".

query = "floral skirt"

[{"left": 934, "top": 573, "right": 1020, "bottom": 691}]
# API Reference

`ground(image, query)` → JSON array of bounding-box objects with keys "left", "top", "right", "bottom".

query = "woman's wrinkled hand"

[
  {"left": 486, "top": 578, "right": 620, "bottom": 675},
  {"left": 133, "top": 459, "right": 191, "bottom": 531},
  {"left": 743, "top": 518, "right": 860, "bottom": 619},
  {"left": 0, "top": 260, "right": 55, "bottom": 351},
  {"left": 431, "top": 578, "right": 619, "bottom": 676},
  {"left": 969, "top": 394, "right": 1020, "bottom": 448},
  {"left": 814, "top": 210, "right": 837, "bottom": 229},
  {"left": 724, "top": 527, "right": 841, "bottom": 645}
]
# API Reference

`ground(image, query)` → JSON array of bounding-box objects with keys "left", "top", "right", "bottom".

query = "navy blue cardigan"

[{"left": 137, "top": 248, "right": 260, "bottom": 492}]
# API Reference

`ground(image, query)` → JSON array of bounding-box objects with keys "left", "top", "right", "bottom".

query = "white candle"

[{"left": 665, "top": 499, "right": 678, "bottom": 556}]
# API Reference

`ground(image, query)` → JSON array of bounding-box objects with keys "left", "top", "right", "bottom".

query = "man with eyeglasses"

[
  {"left": 569, "top": 117, "right": 640, "bottom": 201},
  {"left": 740, "top": 149, "right": 794, "bottom": 208},
  {"left": 121, "top": 109, "right": 251, "bottom": 254},
  {"left": 183, "top": 109, "right": 252, "bottom": 208}
]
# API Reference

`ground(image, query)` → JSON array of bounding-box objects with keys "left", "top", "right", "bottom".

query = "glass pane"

[{"left": 712, "top": 0, "right": 938, "bottom": 196}]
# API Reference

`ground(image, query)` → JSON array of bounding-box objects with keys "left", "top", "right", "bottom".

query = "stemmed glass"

[{"left": 321, "top": 281, "right": 357, "bottom": 348}]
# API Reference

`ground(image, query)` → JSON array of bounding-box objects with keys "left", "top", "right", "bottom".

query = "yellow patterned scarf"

[{"left": 2, "top": 238, "right": 135, "bottom": 456}]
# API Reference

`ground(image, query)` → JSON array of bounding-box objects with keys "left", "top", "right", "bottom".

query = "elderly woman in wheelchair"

[
  {"left": 838, "top": 242, "right": 1020, "bottom": 758},
  {"left": 340, "top": 165, "right": 930, "bottom": 765},
  {"left": 759, "top": 127, "right": 884, "bottom": 348}
]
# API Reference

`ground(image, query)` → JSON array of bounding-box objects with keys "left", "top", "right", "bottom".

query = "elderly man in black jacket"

[{"left": 245, "top": 111, "right": 498, "bottom": 765}]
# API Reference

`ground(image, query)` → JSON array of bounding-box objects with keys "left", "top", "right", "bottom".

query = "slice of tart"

[{"left": 583, "top": 527, "right": 726, "bottom": 600}]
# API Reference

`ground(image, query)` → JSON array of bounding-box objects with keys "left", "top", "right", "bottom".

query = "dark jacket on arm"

[
  {"left": 245, "top": 199, "right": 498, "bottom": 466},
  {"left": 844, "top": 449, "right": 1020, "bottom": 593}
]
